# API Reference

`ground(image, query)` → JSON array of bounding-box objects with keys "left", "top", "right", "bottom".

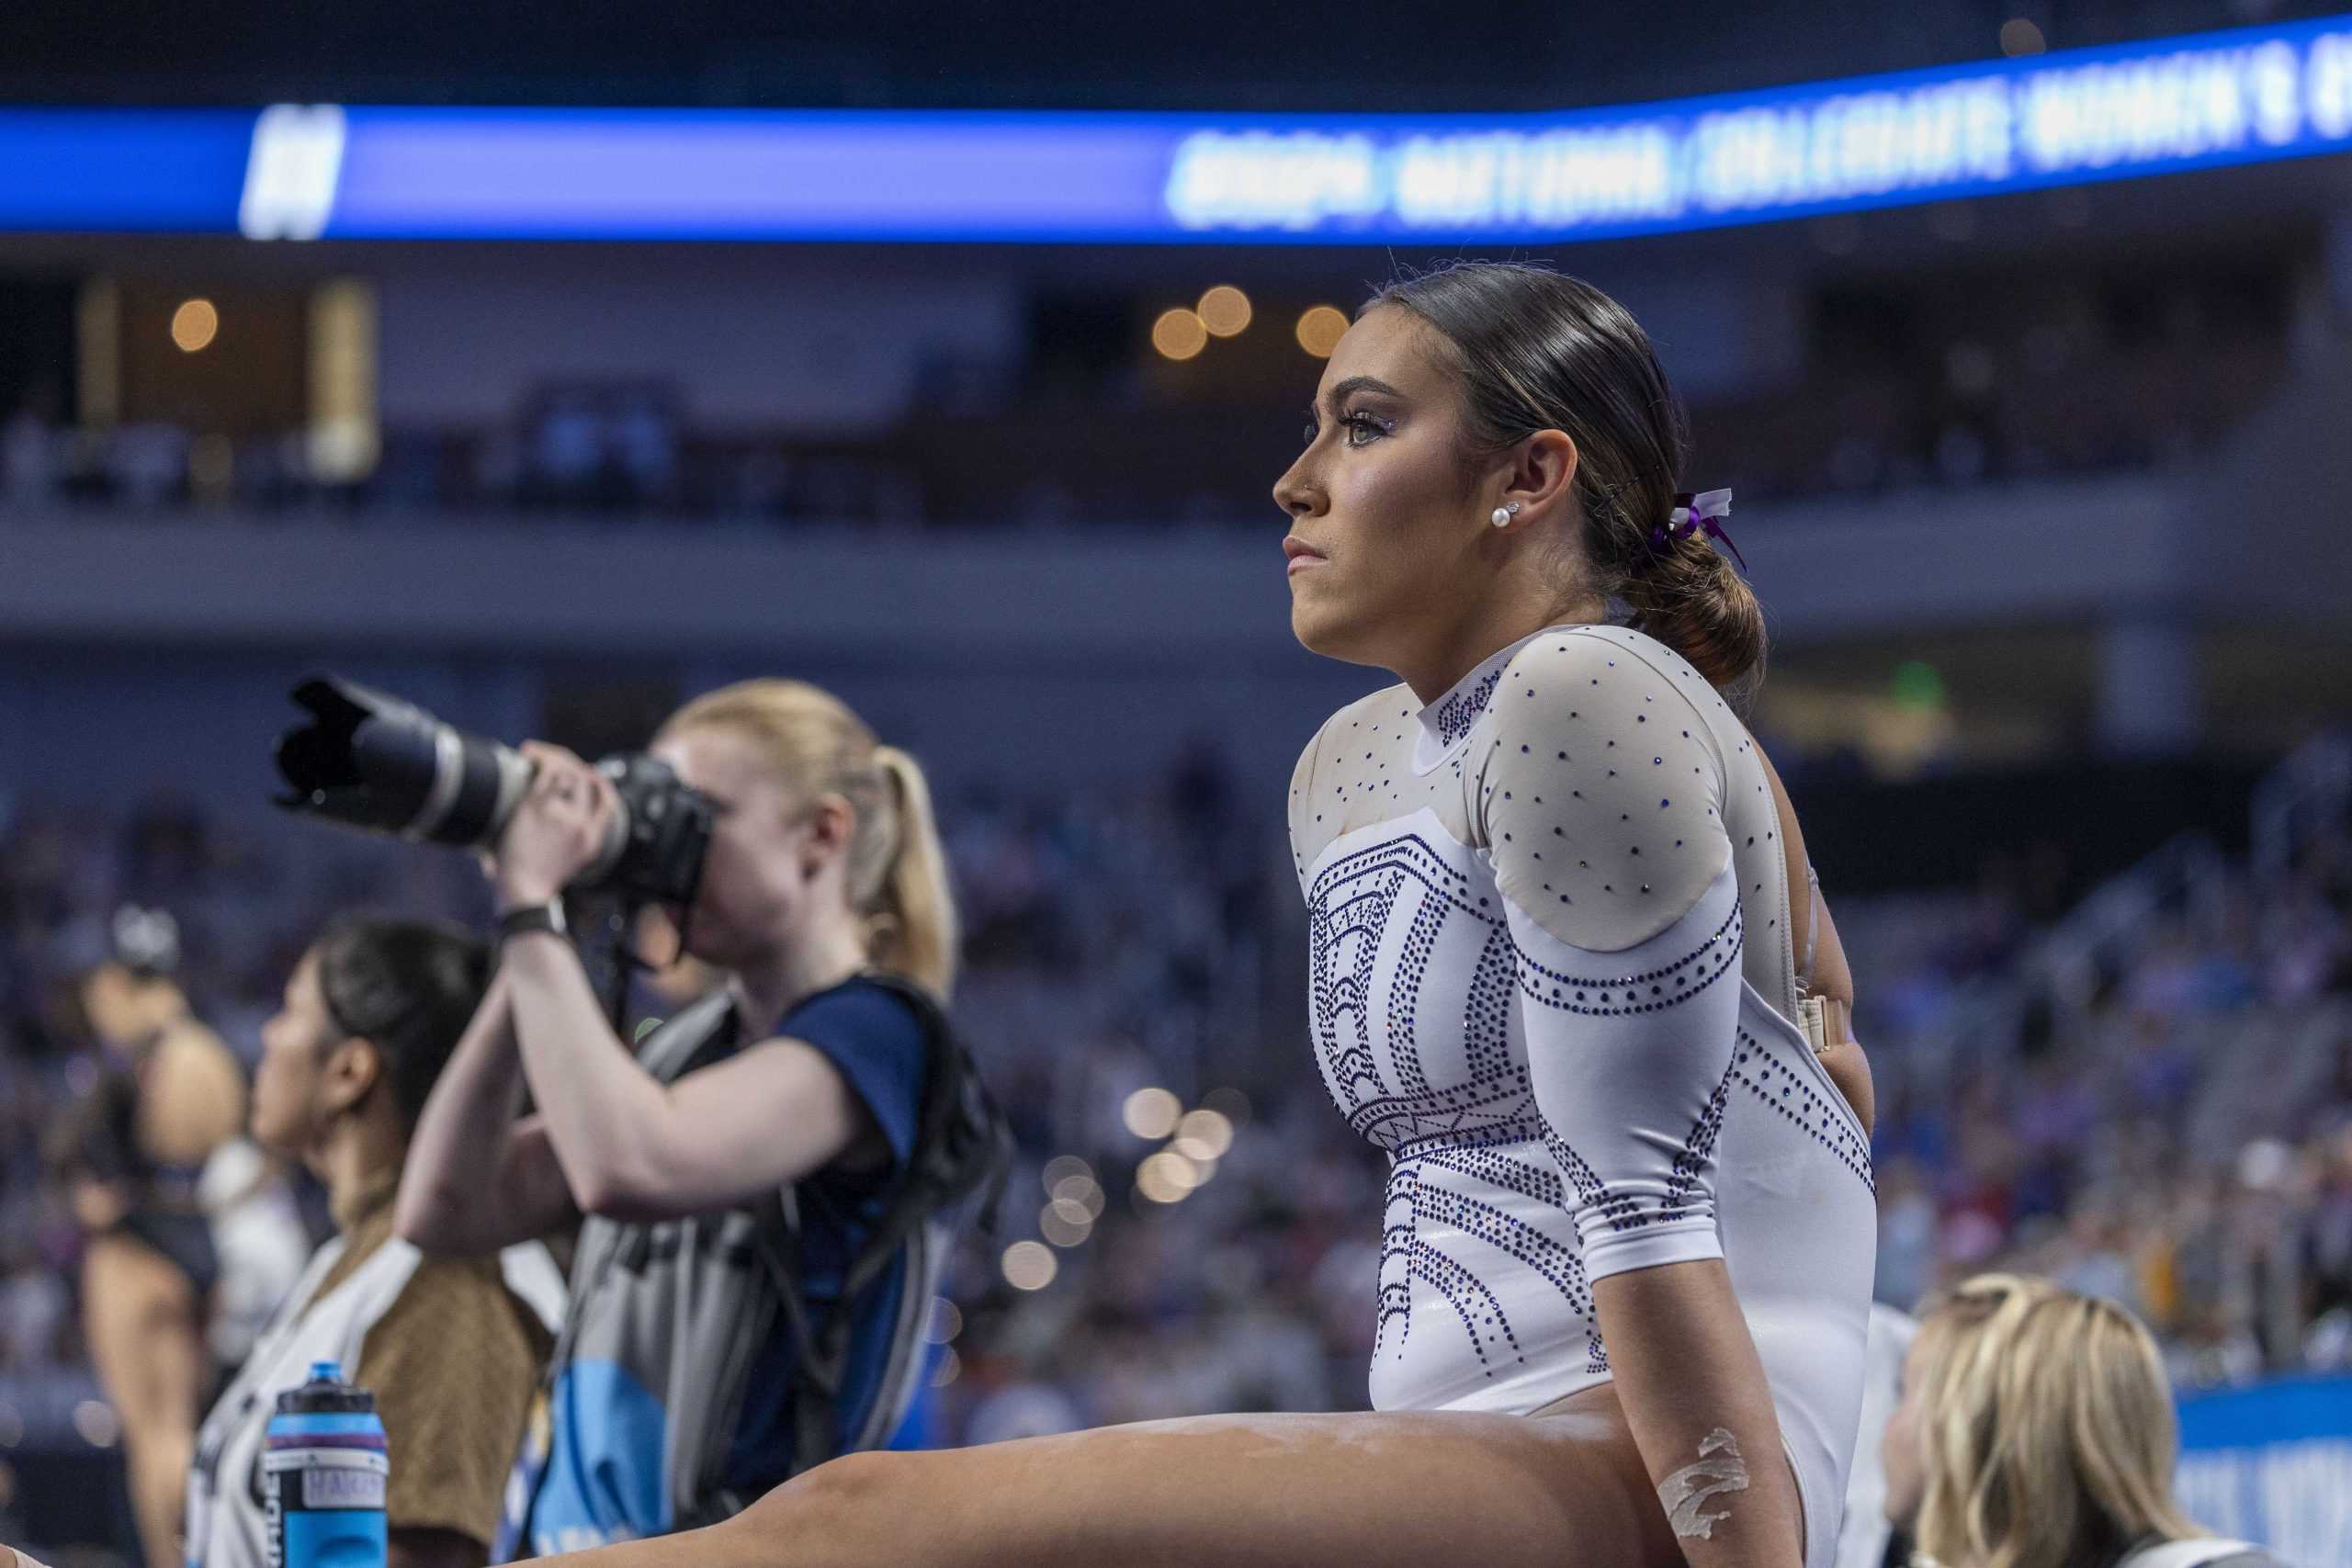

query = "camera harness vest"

[{"left": 509, "top": 973, "right": 1010, "bottom": 1540}]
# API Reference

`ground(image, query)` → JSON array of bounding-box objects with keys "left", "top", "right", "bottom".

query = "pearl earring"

[{"left": 1489, "top": 502, "right": 1521, "bottom": 528}]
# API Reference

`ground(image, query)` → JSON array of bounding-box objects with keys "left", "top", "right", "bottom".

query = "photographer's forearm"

[
  {"left": 500, "top": 931, "right": 673, "bottom": 1217},
  {"left": 395, "top": 970, "right": 570, "bottom": 1253}
]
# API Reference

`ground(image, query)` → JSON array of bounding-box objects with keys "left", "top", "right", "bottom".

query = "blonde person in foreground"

[
  {"left": 530, "top": 260, "right": 1880, "bottom": 1568},
  {"left": 1882, "top": 1276, "right": 2282, "bottom": 1568}
]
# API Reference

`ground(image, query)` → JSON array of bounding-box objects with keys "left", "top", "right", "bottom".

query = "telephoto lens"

[
  {"left": 274, "top": 673, "right": 715, "bottom": 908},
  {"left": 276, "top": 675, "right": 535, "bottom": 850}
]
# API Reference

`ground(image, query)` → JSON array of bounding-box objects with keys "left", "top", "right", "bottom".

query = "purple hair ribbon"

[{"left": 1648, "top": 488, "right": 1746, "bottom": 571}]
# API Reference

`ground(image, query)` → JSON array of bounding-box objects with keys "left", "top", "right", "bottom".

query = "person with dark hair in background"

[
  {"left": 51, "top": 908, "right": 298, "bottom": 1568},
  {"left": 396, "top": 679, "right": 977, "bottom": 1556},
  {"left": 184, "top": 916, "right": 563, "bottom": 1568},
  {"left": 1882, "top": 1275, "right": 2283, "bottom": 1568},
  {"left": 518, "top": 262, "right": 1875, "bottom": 1568}
]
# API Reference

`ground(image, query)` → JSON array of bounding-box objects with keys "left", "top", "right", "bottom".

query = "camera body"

[
  {"left": 589, "top": 751, "right": 715, "bottom": 911},
  {"left": 275, "top": 674, "right": 714, "bottom": 910}
]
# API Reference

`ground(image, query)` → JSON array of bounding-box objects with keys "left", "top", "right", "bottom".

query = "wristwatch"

[{"left": 495, "top": 898, "right": 569, "bottom": 949}]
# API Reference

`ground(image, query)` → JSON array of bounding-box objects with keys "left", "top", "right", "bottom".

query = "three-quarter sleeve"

[{"left": 1475, "top": 631, "right": 1745, "bottom": 1280}]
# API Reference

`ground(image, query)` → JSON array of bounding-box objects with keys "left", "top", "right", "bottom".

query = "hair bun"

[{"left": 1368, "top": 262, "right": 1767, "bottom": 695}]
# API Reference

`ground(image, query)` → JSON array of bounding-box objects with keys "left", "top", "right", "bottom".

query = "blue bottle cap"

[{"left": 308, "top": 1360, "right": 343, "bottom": 1384}]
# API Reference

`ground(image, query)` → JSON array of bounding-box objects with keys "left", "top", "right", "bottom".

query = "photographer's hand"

[{"left": 492, "top": 741, "right": 618, "bottom": 908}]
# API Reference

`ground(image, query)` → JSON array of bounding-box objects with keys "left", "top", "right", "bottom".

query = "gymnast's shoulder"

[{"left": 1287, "top": 681, "right": 1413, "bottom": 876}]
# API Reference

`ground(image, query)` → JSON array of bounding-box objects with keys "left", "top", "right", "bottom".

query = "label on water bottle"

[
  {"left": 264, "top": 1446, "right": 390, "bottom": 1567},
  {"left": 264, "top": 1448, "right": 390, "bottom": 1503},
  {"left": 304, "top": 1465, "right": 389, "bottom": 1510}
]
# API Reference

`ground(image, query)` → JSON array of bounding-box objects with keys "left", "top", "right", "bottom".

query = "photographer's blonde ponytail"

[
  {"left": 867, "top": 746, "right": 958, "bottom": 1001},
  {"left": 662, "top": 680, "right": 959, "bottom": 1000}
]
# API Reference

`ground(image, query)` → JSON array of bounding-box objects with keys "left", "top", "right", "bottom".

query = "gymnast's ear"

[{"left": 1493, "top": 427, "right": 1580, "bottom": 532}]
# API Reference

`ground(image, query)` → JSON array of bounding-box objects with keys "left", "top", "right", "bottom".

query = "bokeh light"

[
  {"left": 1141, "top": 1149, "right": 1204, "bottom": 1197},
  {"left": 1051, "top": 1171, "right": 1106, "bottom": 1217},
  {"left": 170, "top": 298, "right": 219, "bottom": 353},
  {"left": 924, "top": 1296, "right": 963, "bottom": 1344},
  {"left": 1172, "top": 1107, "right": 1235, "bottom": 1162},
  {"left": 1041, "top": 1154, "right": 1095, "bottom": 1194},
  {"left": 1891, "top": 660, "right": 1948, "bottom": 709},
  {"left": 1135, "top": 1157, "right": 1186, "bottom": 1203},
  {"left": 1999, "top": 17, "right": 2046, "bottom": 56},
  {"left": 1041, "top": 1197, "right": 1094, "bottom": 1247},
  {"left": 1295, "top": 305, "right": 1349, "bottom": 358},
  {"left": 1196, "top": 285, "right": 1252, "bottom": 337},
  {"left": 1151, "top": 308, "right": 1209, "bottom": 361},
  {"left": 1001, "top": 1239, "right": 1059, "bottom": 1290},
  {"left": 72, "top": 1400, "right": 119, "bottom": 1449},
  {"left": 1123, "top": 1086, "right": 1182, "bottom": 1139},
  {"left": 929, "top": 1346, "right": 962, "bottom": 1387}
]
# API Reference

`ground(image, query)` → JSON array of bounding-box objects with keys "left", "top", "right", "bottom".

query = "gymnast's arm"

[{"left": 1481, "top": 638, "right": 1803, "bottom": 1568}]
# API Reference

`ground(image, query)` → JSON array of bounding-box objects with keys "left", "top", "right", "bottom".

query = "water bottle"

[{"left": 262, "top": 1360, "right": 388, "bottom": 1568}]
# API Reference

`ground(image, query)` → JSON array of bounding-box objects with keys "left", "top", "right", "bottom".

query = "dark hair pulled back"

[
  {"left": 312, "top": 915, "right": 491, "bottom": 1131},
  {"left": 1363, "top": 261, "right": 1767, "bottom": 695}
]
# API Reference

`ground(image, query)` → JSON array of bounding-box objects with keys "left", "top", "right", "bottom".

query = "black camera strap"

[{"left": 743, "top": 972, "right": 1010, "bottom": 1482}]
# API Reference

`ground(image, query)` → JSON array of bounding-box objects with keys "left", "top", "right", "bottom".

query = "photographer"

[{"left": 393, "top": 679, "right": 974, "bottom": 1556}]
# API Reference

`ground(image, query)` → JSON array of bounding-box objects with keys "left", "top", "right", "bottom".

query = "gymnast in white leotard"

[
  {"left": 1289, "top": 619, "right": 1874, "bottom": 1565},
  {"left": 1262, "top": 259, "right": 1879, "bottom": 1568},
  {"left": 521, "top": 260, "right": 1876, "bottom": 1568}
]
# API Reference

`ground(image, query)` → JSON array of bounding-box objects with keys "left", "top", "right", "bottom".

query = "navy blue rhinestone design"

[{"left": 1432, "top": 669, "right": 1501, "bottom": 748}]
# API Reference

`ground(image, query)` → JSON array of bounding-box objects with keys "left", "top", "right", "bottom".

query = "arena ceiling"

[{"left": 4, "top": 0, "right": 2345, "bottom": 114}]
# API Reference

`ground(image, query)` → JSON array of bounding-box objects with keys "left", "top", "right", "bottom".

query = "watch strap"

[{"left": 496, "top": 900, "right": 568, "bottom": 947}]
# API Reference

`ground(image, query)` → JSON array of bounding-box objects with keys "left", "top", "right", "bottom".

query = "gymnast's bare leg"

[{"left": 559, "top": 1384, "right": 1691, "bottom": 1568}]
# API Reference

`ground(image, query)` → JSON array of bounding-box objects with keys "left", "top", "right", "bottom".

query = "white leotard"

[{"left": 1289, "top": 623, "right": 1875, "bottom": 1568}]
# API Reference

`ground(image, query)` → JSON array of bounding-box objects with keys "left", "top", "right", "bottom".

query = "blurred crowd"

[
  {"left": 1864, "top": 830, "right": 2352, "bottom": 1394},
  {"left": 0, "top": 265, "right": 2296, "bottom": 530},
  {"left": 3, "top": 735, "right": 2350, "bottom": 1469}
]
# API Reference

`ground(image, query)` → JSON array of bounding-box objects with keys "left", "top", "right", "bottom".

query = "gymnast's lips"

[{"left": 1283, "top": 536, "right": 1328, "bottom": 575}]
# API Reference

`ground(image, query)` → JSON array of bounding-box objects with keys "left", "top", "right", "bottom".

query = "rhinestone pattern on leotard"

[{"left": 1289, "top": 623, "right": 1878, "bottom": 1429}]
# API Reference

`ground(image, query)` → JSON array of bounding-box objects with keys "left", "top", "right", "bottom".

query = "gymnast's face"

[{"left": 1273, "top": 305, "right": 1498, "bottom": 677}]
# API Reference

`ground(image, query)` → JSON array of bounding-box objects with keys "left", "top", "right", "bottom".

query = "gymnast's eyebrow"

[{"left": 1321, "top": 376, "right": 1405, "bottom": 414}]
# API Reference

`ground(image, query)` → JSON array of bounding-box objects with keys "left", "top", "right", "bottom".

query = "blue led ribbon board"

[{"left": 1, "top": 16, "right": 2347, "bottom": 242}]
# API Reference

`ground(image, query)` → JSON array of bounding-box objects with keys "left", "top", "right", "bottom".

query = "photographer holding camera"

[{"left": 380, "top": 679, "right": 1000, "bottom": 1557}]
